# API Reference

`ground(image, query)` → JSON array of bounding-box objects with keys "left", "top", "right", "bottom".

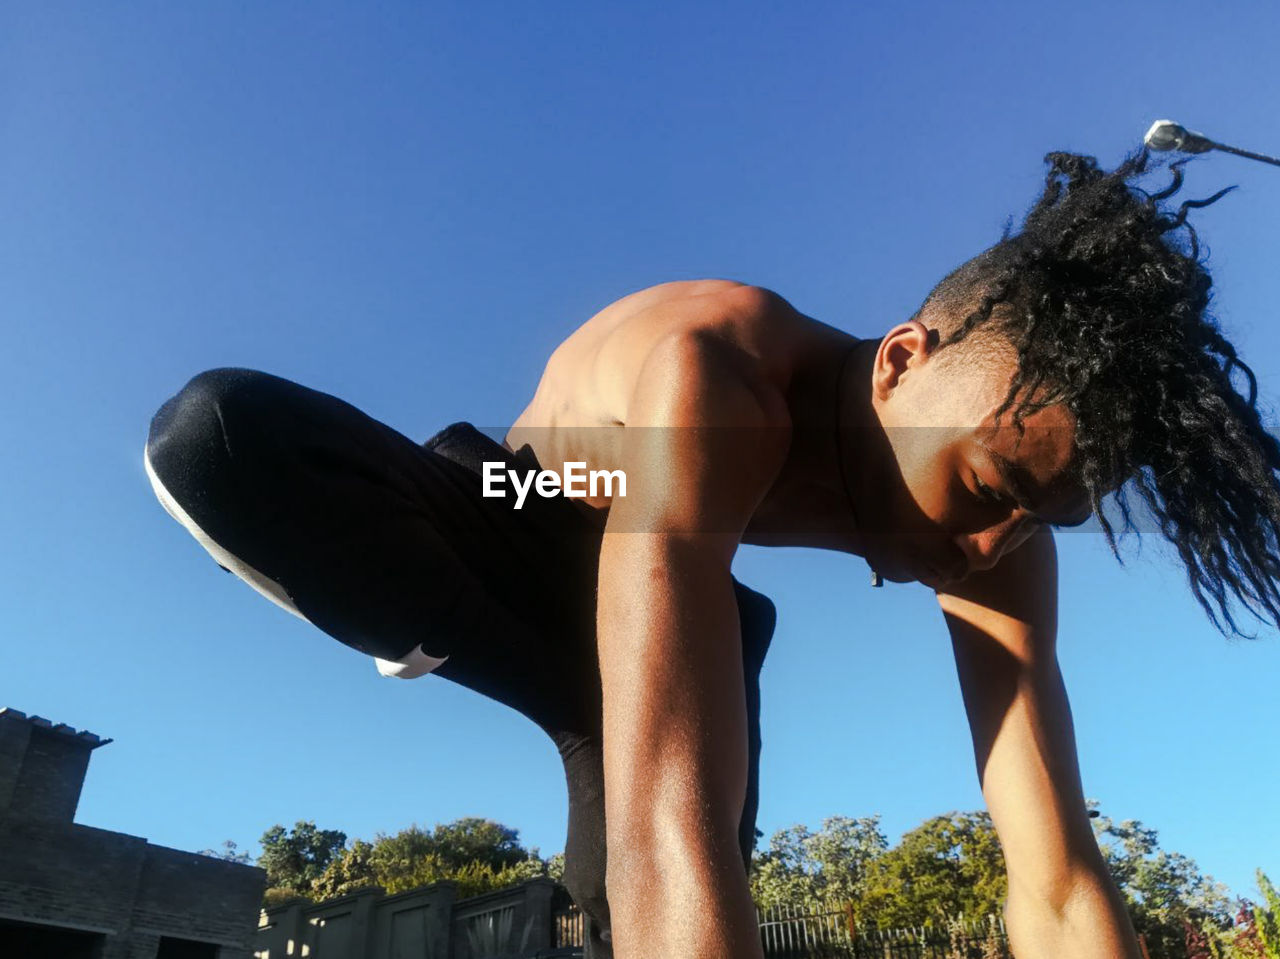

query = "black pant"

[{"left": 144, "top": 368, "right": 777, "bottom": 958}]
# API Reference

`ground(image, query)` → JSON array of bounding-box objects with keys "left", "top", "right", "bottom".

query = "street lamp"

[{"left": 1145, "top": 120, "right": 1280, "bottom": 168}]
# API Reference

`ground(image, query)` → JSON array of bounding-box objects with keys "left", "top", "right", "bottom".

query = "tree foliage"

[
  {"left": 245, "top": 804, "right": 1271, "bottom": 959},
  {"left": 257, "top": 820, "right": 348, "bottom": 900},
  {"left": 197, "top": 839, "right": 254, "bottom": 865},
  {"left": 750, "top": 803, "right": 1271, "bottom": 957},
  {"left": 256, "top": 816, "right": 550, "bottom": 906},
  {"left": 749, "top": 812, "right": 1006, "bottom": 928},
  {"left": 859, "top": 811, "right": 1008, "bottom": 929},
  {"left": 1187, "top": 870, "right": 1280, "bottom": 959},
  {"left": 1255, "top": 871, "right": 1280, "bottom": 958},
  {"left": 1090, "top": 808, "right": 1234, "bottom": 958},
  {"left": 749, "top": 816, "right": 887, "bottom": 909}
]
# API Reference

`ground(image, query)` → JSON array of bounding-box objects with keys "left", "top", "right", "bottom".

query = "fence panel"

[
  {"left": 521, "top": 890, "right": 1011, "bottom": 958},
  {"left": 754, "top": 903, "right": 1009, "bottom": 959},
  {"left": 551, "top": 901, "right": 583, "bottom": 949}
]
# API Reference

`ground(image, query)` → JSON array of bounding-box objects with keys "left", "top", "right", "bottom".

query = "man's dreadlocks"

[{"left": 917, "top": 147, "right": 1280, "bottom": 638}]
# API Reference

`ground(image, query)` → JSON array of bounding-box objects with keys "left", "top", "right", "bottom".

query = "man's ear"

[{"left": 871, "top": 320, "right": 935, "bottom": 401}]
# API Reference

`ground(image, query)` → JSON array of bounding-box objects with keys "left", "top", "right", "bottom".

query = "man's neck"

[{"left": 739, "top": 336, "right": 878, "bottom": 556}]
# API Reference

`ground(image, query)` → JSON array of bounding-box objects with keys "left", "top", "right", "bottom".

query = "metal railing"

[
  {"left": 552, "top": 900, "right": 584, "bottom": 949},
  {"left": 550, "top": 899, "right": 1010, "bottom": 958},
  {"left": 756, "top": 902, "right": 1009, "bottom": 959}
]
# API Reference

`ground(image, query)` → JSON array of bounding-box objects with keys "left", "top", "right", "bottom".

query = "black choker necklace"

[{"left": 835, "top": 341, "right": 882, "bottom": 587}]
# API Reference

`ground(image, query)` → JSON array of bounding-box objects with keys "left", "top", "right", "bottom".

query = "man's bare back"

[{"left": 503, "top": 278, "right": 866, "bottom": 550}]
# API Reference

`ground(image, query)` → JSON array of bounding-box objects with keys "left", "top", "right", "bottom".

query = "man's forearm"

[
  {"left": 597, "top": 532, "right": 764, "bottom": 959},
  {"left": 608, "top": 846, "right": 763, "bottom": 959},
  {"left": 1006, "top": 874, "right": 1143, "bottom": 959}
]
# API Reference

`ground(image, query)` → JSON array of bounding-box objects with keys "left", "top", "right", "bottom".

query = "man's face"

[{"left": 862, "top": 323, "right": 1092, "bottom": 589}]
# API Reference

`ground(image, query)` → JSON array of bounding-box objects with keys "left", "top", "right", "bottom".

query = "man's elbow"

[
  {"left": 1007, "top": 855, "right": 1103, "bottom": 920},
  {"left": 1004, "top": 862, "right": 1139, "bottom": 956}
]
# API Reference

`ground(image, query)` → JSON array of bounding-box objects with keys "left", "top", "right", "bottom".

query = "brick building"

[{"left": 0, "top": 707, "right": 265, "bottom": 958}]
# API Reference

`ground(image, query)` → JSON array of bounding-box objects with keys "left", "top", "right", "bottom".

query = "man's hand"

[
  {"left": 597, "top": 319, "right": 791, "bottom": 958},
  {"left": 937, "top": 525, "right": 1143, "bottom": 958}
]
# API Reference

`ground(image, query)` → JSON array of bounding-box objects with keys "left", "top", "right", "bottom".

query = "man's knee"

[
  {"left": 143, "top": 367, "right": 310, "bottom": 619},
  {"left": 147, "top": 366, "right": 272, "bottom": 462},
  {"left": 144, "top": 366, "right": 295, "bottom": 540}
]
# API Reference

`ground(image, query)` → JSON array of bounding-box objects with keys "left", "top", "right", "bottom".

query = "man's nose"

[{"left": 954, "top": 515, "right": 1032, "bottom": 575}]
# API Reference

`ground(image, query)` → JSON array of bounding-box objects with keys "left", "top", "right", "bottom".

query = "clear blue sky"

[{"left": 2, "top": 2, "right": 1276, "bottom": 901}]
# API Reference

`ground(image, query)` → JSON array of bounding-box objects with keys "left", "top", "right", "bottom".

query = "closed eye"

[{"left": 973, "top": 473, "right": 1003, "bottom": 504}]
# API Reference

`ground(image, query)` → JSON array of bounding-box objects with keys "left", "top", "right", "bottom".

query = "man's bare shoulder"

[
  {"left": 549, "top": 279, "right": 835, "bottom": 421},
  {"left": 505, "top": 280, "right": 849, "bottom": 517}
]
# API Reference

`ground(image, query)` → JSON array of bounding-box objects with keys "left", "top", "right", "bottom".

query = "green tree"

[
  {"left": 1217, "top": 869, "right": 1280, "bottom": 959},
  {"left": 749, "top": 815, "right": 888, "bottom": 909},
  {"left": 1255, "top": 870, "right": 1280, "bottom": 958},
  {"left": 257, "top": 820, "right": 348, "bottom": 899},
  {"left": 859, "top": 811, "right": 1008, "bottom": 929},
  {"left": 197, "top": 839, "right": 254, "bottom": 865},
  {"left": 309, "top": 839, "right": 380, "bottom": 900},
  {"left": 427, "top": 817, "right": 531, "bottom": 872},
  {"left": 1090, "top": 809, "right": 1233, "bottom": 959},
  {"left": 307, "top": 818, "right": 551, "bottom": 902}
]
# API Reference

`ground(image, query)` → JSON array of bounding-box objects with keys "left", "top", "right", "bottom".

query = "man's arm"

[
  {"left": 936, "top": 525, "right": 1142, "bottom": 958},
  {"left": 598, "top": 325, "right": 791, "bottom": 959}
]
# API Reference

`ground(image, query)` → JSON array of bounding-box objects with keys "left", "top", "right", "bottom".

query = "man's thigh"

[{"left": 144, "top": 368, "right": 593, "bottom": 688}]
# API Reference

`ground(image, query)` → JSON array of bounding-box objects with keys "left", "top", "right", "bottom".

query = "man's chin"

[
  {"left": 865, "top": 544, "right": 937, "bottom": 587},
  {"left": 863, "top": 550, "right": 919, "bottom": 586},
  {"left": 881, "top": 569, "right": 925, "bottom": 586}
]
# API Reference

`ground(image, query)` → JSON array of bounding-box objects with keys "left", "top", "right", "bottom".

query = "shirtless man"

[{"left": 144, "top": 149, "right": 1277, "bottom": 958}]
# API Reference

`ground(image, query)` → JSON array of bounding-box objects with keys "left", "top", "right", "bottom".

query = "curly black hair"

[{"left": 915, "top": 147, "right": 1280, "bottom": 638}]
